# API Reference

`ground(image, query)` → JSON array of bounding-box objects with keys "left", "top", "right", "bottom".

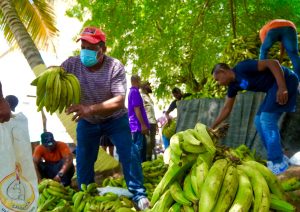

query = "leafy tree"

[
  {"left": 0, "top": 0, "right": 77, "bottom": 140},
  {"left": 67, "top": 0, "right": 300, "bottom": 99}
]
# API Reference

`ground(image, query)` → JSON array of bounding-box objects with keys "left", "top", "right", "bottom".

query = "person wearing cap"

[
  {"left": 0, "top": 81, "right": 11, "bottom": 123},
  {"left": 140, "top": 81, "right": 157, "bottom": 160},
  {"left": 32, "top": 132, "right": 75, "bottom": 186},
  {"left": 259, "top": 20, "right": 300, "bottom": 84},
  {"left": 61, "top": 27, "right": 149, "bottom": 209},
  {"left": 5, "top": 95, "right": 19, "bottom": 112}
]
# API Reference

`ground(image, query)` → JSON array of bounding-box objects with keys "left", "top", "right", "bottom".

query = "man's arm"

[
  {"left": 134, "top": 106, "right": 149, "bottom": 135},
  {"left": 0, "top": 81, "right": 11, "bottom": 123},
  {"left": 165, "top": 100, "right": 177, "bottom": 120},
  {"left": 66, "top": 95, "right": 125, "bottom": 122},
  {"left": 32, "top": 157, "right": 42, "bottom": 183},
  {"left": 211, "top": 97, "right": 236, "bottom": 129},
  {"left": 53, "top": 153, "right": 73, "bottom": 182},
  {"left": 258, "top": 59, "right": 288, "bottom": 105}
]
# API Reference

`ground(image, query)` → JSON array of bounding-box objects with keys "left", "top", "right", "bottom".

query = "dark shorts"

[
  {"left": 100, "top": 135, "right": 114, "bottom": 147},
  {"left": 258, "top": 72, "right": 298, "bottom": 114},
  {"left": 38, "top": 160, "right": 75, "bottom": 186}
]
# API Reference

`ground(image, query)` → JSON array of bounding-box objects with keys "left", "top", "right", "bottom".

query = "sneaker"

[
  {"left": 137, "top": 197, "right": 150, "bottom": 210},
  {"left": 267, "top": 160, "right": 289, "bottom": 175}
]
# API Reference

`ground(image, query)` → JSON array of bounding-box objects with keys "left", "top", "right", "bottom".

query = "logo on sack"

[{"left": 0, "top": 163, "right": 35, "bottom": 211}]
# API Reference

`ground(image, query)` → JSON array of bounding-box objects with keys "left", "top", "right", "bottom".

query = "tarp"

[
  {"left": 94, "top": 148, "right": 120, "bottom": 173},
  {"left": 176, "top": 92, "right": 267, "bottom": 158}
]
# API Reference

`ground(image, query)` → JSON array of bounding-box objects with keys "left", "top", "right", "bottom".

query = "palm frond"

[{"left": 0, "top": 0, "right": 59, "bottom": 51}]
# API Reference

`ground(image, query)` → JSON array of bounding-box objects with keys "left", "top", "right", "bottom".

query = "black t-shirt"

[
  {"left": 166, "top": 93, "right": 192, "bottom": 113},
  {"left": 227, "top": 59, "right": 292, "bottom": 97}
]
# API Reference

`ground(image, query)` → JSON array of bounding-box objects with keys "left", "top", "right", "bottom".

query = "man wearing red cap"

[
  {"left": 0, "top": 81, "right": 11, "bottom": 123},
  {"left": 61, "top": 27, "right": 149, "bottom": 210}
]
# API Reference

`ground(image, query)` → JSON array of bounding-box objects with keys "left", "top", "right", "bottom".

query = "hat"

[
  {"left": 41, "top": 132, "right": 55, "bottom": 147},
  {"left": 5, "top": 95, "right": 18, "bottom": 111},
  {"left": 77, "top": 27, "right": 106, "bottom": 44}
]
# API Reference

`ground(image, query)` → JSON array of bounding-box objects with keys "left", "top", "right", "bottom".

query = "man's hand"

[
  {"left": 66, "top": 104, "right": 93, "bottom": 122},
  {"left": 141, "top": 124, "right": 149, "bottom": 135},
  {"left": 0, "top": 98, "right": 11, "bottom": 123},
  {"left": 276, "top": 87, "right": 288, "bottom": 105},
  {"left": 53, "top": 174, "right": 61, "bottom": 183}
]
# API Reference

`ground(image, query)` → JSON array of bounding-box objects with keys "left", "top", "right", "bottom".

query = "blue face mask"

[{"left": 80, "top": 49, "right": 99, "bottom": 67}]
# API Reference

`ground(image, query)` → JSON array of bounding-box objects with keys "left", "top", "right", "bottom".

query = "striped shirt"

[{"left": 61, "top": 55, "right": 127, "bottom": 123}]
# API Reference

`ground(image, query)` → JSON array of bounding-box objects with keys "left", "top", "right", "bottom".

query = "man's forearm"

[
  {"left": 90, "top": 95, "right": 125, "bottom": 116},
  {"left": 134, "top": 107, "right": 146, "bottom": 126},
  {"left": 33, "top": 160, "right": 42, "bottom": 181},
  {"left": 0, "top": 81, "right": 3, "bottom": 99},
  {"left": 59, "top": 155, "right": 73, "bottom": 174},
  {"left": 264, "top": 60, "right": 287, "bottom": 89},
  {"left": 211, "top": 97, "right": 235, "bottom": 129}
]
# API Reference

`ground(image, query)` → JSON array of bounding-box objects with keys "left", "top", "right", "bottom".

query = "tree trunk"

[
  {"left": 0, "top": 0, "right": 77, "bottom": 141},
  {"left": 229, "top": 0, "right": 237, "bottom": 38},
  {"left": 0, "top": 0, "right": 44, "bottom": 70}
]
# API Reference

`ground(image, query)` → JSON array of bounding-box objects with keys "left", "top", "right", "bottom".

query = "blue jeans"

[
  {"left": 38, "top": 159, "right": 75, "bottom": 186},
  {"left": 76, "top": 114, "right": 146, "bottom": 202},
  {"left": 132, "top": 132, "right": 147, "bottom": 162},
  {"left": 162, "top": 134, "right": 170, "bottom": 149},
  {"left": 254, "top": 112, "right": 283, "bottom": 163},
  {"left": 260, "top": 26, "right": 300, "bottom": 79}
]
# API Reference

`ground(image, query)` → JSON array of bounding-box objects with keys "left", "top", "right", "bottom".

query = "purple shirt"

[
  {"left": 61, "top": 55, "right": 127, "bottom": 123},
  {"left": 128, "top": 87, "right": 150, "bottom": 132}
]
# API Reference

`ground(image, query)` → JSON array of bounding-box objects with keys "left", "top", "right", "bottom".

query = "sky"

[{"left": 0, "top": 0, "right": 81, "bottom": 143}]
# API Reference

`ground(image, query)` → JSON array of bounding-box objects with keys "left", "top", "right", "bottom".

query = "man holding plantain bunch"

[
  {"left": 211, "top": 59, "right": 299, "bottom": 175},
  {"left": 62, "top": 27, "right": 149, "bottom": 210}
]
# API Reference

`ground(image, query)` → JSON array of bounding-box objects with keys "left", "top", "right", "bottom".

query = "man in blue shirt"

[
  {"left": 128, "top": 75, "right": 150, "bottom": 162},
  {"left": 211, "top": 59, "right": 298, "bottom": 175}
]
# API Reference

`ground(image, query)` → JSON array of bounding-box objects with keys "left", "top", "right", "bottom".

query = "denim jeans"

[
  {"left": 132, "top": 131, "right": 147, "bottom": 162},
  {"left": 76, "top": 114, "right": 146, "bottom": 202},
  {"left": 162, "top": 134, "right": 170, "bottom": 149},
  {"left": 260, "top": 26, "right": 300, "bottom": 79},
  {"left": 38, "top": 159, "right": 75, "bottom": 186},
  {"left": 254, "top": 112, "right": 283, "bottom": 163}
]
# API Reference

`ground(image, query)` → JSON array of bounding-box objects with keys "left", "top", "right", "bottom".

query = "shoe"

[
  {"left": 267, "top": 160, "right": 289, "bottom": 175},
  {"left": 137, "top": 197, "right": 150, "bottom": 210}
]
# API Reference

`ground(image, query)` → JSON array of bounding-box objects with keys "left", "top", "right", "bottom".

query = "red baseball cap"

[{"left": 77, "top": 27, "right": 106, "bottom": 44}]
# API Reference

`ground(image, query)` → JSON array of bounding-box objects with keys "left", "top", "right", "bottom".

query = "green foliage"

[{"left": 66, "top": 0, "right": 300, "bottom": 101}]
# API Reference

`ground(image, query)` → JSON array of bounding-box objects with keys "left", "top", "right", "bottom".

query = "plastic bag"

[
  {"left": 0, "top": 113, "right": 39, "bottom": 212},
  {"left": 97, "top": 186, "right": 133, "bottom": 198},
  {"left": 289, "top": 151, "right": 300, "bottom": 166}
]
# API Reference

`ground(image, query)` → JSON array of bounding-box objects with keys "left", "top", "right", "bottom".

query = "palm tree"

[{"left": 0, "top": 0, "right": 76, "bottom": 140}]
